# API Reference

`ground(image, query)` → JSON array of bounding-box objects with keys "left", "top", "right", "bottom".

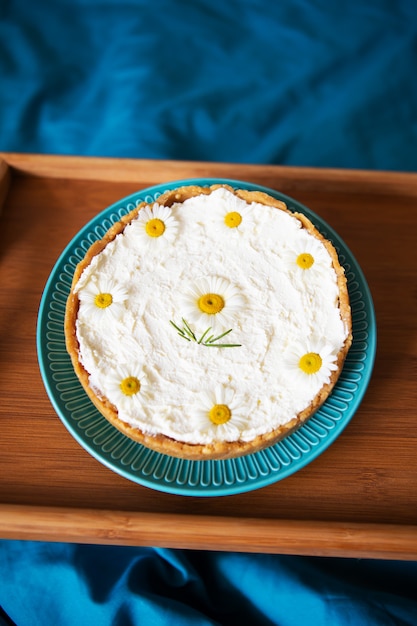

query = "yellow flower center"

[
  {"left": 197, "top": 293, "right": 225, "bottom": 315},
  {"left": 120, "top": 376, "right": 141, "bottom": 396},
  {"left": 299, "top": 352, "right": 322, "bottom": 375},
  {"left": 209, "top": 404, "right": 232, "bottom": 425},
  {"left": 224, "top": 211, "right": 242, "bottom": 228},
  {"left": 145, "top": 218, "right": 166, "bottom": 238},
  {"left": 94, "top": 293, "right": 113, "bottom": 309},
  {"left": 296, "top": 252, "right": 314, "bottom": 269}
]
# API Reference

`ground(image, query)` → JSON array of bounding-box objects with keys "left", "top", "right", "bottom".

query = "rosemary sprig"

[
  {"left": 170, "top": 319, "right": 194, "bottom": 341},
  {"left": 170, "top": 318, "right": 241, "bottom": 348}
]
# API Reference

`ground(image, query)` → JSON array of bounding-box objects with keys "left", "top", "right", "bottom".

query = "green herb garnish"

[{"left": 170, "top": 318, "right": 241, "bottom": 348}]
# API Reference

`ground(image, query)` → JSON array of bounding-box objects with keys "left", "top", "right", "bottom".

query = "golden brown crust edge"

[{"left": 64, "top": 184, "right": 353, "bottom": 461}]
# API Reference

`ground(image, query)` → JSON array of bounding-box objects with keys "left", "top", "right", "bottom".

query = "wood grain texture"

[
  {"left": 0, "top": 504, "right": 416, "bottom": 560},
  {"left": 3, "top": 151, "right": 417, "bottom": 195},
  {"left": 0, "top": 153, "right": 416, "bottom": 558}
]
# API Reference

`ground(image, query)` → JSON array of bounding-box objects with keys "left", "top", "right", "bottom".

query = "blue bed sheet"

[
  {"left": 1, "top": 1, "right": 417, "bottom": 625},
  {"left": 1, "top": 0, "right": 417, "bottom": 169},
  {"left": 1, "top": 543, "right": 417, "bottom": 626}
]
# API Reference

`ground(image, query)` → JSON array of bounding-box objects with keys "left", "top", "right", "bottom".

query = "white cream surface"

[{"left": 74, "top": 188, "right": 350, "bottom": 444}]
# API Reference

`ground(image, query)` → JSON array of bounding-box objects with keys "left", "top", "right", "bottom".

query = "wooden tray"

[{"left": 1, "top": 153, "right": 416, "bottom": 560}]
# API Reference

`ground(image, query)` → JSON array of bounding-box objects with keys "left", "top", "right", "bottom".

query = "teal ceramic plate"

[{"left": 37, "top": 179, "right": 376, "bottom": 496}]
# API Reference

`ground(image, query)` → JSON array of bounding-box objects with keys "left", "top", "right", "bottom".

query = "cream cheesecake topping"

[{"left": 72, "top": 186, "right": 350, "bottom": 445}]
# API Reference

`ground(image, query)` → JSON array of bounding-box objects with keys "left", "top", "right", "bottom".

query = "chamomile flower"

[
  {"left": 285, "top": 340, "right": 339, "bottom": 394},
  {"left": 181, "top": 277, "right": 244, "bottom": 333},
  {"left": 283, "top": 235, "right": 331, "bottom": 276},
  {"left": 134, "top": 203, "right": 178, "bottom": 247},
  {"left": 104, "top": 363, "right": 148, "bottom": 414},
  {"left": 78, "top": 278, "right": 128, "bottom": 322},
  {"left": 192, "top": 386, "right": 248, "bottom": 441},
  {"left": 213, "top": 192, "right": 254, "bottom": 233}
]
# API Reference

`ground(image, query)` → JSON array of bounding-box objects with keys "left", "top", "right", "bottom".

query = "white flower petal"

[
  {"left": 283, "top": 233, "right": 332, "bottom": 278},
  {"left": 102, "top": 363, "right": 148, "bottom": 414},
  {"left": 77, "top": 277, "right": 128, "bottom": 323},
  {"left": 132, "top": 202, "right": 178, "bottom": 249},
  {"left": 180, "top": 276, "right": 244, "bottom": 333},
  {"left": 190, "top": 385, "right": 249, "bottom": 441},
  {"left": 210, "top": 192, "right": 255, "bottom": 233},
  {"left": 284, "top": 338, "right": 339, "bottom": 394}
]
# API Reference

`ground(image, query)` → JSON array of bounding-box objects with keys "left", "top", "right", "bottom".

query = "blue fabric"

[
  {"left": 1, "top": 542, "right": 417, "bottom": 626},
  {"left": 1, "top": 0, "right": 417, "bottom": 624},
  {"left": 1, "top": 0, "right": 417, "bottom": 169}
]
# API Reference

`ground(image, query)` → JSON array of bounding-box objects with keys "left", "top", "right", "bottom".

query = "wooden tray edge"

[
  {"left": 1, "top": 152, "right": 417, "bottom": 196},
  {"left": 0, "top": 157, "right": 11, "bottom": 215},
  {"left": 1, "top": 504, "right": 416, "bottom": 560},
  {"left": 2, "top": 153, "right": 416, "bottom": 558}
]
